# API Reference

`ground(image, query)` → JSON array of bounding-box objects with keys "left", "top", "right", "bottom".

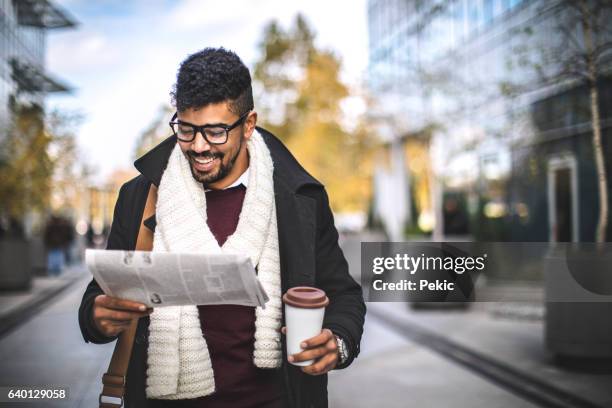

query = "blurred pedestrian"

[
  {"left": 443, "top": 197, "right": 469, "bottom": 235},
  {"left": 86, "top": 223, "right": 94, "bottom": 248},
  {"left": 44, "top": 215, "right": 73, "bottom": 275},
  {"left": 60, "top": 217, "right": 75, "bottom": 265},
  {"left": 44, "top": 216, "right": 65, "bottom": 275}
]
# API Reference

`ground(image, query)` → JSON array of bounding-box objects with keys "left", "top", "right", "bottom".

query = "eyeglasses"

[{"left": 169, "top": 111, "right": 250, "bottom": 144}]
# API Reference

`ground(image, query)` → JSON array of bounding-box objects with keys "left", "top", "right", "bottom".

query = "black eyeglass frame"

[{"left": 169, "top": 111, "right": 250, "bottom": 144}]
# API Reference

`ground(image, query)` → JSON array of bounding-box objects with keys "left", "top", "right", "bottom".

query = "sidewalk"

[
  {"left": 0, "top": 264, "right": 89, "bottom": 338},
  {"left": 329, "top": 301, "right": 612, "bottom": 407},
  {"left": 332, "top": 232, "right": 612, "bottom": 407}
]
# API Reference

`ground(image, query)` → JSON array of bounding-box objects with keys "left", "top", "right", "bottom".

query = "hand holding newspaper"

[{"left": 85, "top": 249, "right": 269, "bottom": 308}]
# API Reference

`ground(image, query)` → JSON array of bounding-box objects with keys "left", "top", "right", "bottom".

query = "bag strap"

[{"left": 99, "top": 184, "right": 157, "bottom": 408}]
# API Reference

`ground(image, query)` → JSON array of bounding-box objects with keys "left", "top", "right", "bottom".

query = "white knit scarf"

[{"left": 146, "top": 130, "right": 282, "bottom": 400}]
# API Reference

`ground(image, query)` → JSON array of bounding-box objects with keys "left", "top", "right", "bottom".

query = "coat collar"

[{"left": 133, "top": 127, "right": 322, "bottom": 193}]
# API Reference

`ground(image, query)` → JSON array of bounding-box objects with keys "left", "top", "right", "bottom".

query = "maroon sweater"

[{"left": 148, "top": 185, "right": 283, "bottom": 408}]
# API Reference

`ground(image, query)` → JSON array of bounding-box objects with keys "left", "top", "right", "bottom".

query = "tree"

[
  {"left": 0, "top": 103, "right": 82, "bottom": 234},
  {"left": 575, "top": 0, "right": 611, "bottom": 243},
  {"left": 46, "top": 110, "right": 90, "bottom": 214},
  {"left": 253, "top": 14, "right": 315, "bottom": 144},
  {"left": 253, "top": 15, "right": 374, "bottom": 212},
  {"left": 0, "top": 103, "right": 52, "bottom": 229}
]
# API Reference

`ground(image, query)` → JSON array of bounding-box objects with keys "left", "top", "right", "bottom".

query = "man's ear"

[{"left": 244, "top": 111, "right": 258, "bottom": 140}]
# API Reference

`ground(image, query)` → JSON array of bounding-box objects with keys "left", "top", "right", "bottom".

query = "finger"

[
  {"left": 98, "top": 320, "right": 128, "bottom": 336},
  {"left": 96, "top": 295, "right": 148, "bottom": 312},
  {"left": 105, "top": 318, "right": 136, "bottom": 335},
  {"left": 109, "top": 318, "right": 131, "bottom": 325},
  {"left": 108, "top": 296, "right": 149, "bottom": 312},
  {"left": 96, "top": 308, "right": 151, "bottom": 323},
  {"left": 281, "top": 326, "right": 286, "bottom": 334},
  {"left": 289, "top": 345, "right": 330, "bottom": 363},
  {"left": 326, "top": 337, "right": 339, "bottom": 353},
  {"left": 98, "top": 307, "right": 151, "bottom": 320},
  {"left": 108, "top": 328, "right": 122, "bottom": 336},
  {"left": 293, "top": 338, "right": 337, "bottom": 364},
  {"left": 105, "top": 323, "right": 129, "bottom": 337},
  {"left": 300, "top": 328, "right": 333, "bottom": 349},
  {"left": 107, "top": 320, "right": 131, "bottom": 329},
  {"left": 303, "top": 352, "right": 338, "bottom": 375},
  {"left": 301, "top": 352, "right": 338, "bottom": 376}
]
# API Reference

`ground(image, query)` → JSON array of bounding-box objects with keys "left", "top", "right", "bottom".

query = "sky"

[{"left": 46, "top": 0, "right": 369, "bottom": 182}]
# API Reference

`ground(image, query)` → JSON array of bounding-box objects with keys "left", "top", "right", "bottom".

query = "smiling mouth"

[
  {"left": 194, "top": 157, "right": 215, "bottom": 165},
  {"left": 191, "top": 155, "right": 219, "bottom": 172}
]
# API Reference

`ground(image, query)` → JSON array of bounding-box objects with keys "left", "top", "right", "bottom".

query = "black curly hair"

[{"left": 171, "top": 47, "right": 253, "bottom": 116}]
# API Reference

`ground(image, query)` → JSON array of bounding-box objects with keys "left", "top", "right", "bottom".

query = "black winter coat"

[{"left": 78, "top": 128, "right": 366, "bottom": 408}]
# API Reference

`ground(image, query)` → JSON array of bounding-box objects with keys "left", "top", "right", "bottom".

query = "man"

[{"left": 78, "top": 47, "right": 365, "bottom": 408}]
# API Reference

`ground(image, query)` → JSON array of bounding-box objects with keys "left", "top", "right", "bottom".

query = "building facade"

[
  {"left": 0, "top": 0, "right": 75, "bottom": 138},
  {"left": 0, "top": 0, "right": 76, "bottom": 239},
  {"left": 367, "top": 0, "right": 612, "bottom": 242}
]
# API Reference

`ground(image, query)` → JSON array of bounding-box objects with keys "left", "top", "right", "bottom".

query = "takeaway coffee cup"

[{"left": 282, "top": 286, "right": 330, "bottom": 366}]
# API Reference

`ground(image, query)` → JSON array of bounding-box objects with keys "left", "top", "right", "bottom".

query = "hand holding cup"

[
  {"left": 282, "top": 287, "right": 332, "bottom": 373},
  {"left": 283, "top": 327, "right": 339, "bottom": 375}
]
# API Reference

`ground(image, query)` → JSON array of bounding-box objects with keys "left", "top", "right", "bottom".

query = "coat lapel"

[
  {"left": 259, "top": 128, "right": 322, "bottom": 292},
  {"left": 274, "top": 187, "right": 317, "bottom": 291}
]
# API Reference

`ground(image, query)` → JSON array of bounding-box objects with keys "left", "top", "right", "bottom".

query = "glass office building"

[
  {"left": 0, "top": 0, "right": 75, "bottom": 139},
  {"left": 367, "top": 0, "right": 612, "bottom": 242}
]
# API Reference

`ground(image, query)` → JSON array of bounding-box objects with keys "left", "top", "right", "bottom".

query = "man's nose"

[{"left": 191, "top": 131, "right": 211, "bottom": 153}]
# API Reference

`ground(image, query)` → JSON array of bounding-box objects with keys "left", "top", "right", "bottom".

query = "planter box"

[
  {"left": 0, "top": 238, "right": 32, "bottom": 291},
  {"left": 544, "top": 246, "right": 612, "bottom": 358},
  {"left": 29, "top": 237, "right": 47, "bottom": 276},
  {"left": 545, "top": 302, "right": 612, "bottom": 358}
]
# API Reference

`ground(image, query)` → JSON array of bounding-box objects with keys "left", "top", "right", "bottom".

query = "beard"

[{"left": 185, "top": 135, "right": 243, "bottom": 187}]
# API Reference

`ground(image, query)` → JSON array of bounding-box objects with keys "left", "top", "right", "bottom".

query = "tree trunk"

[
  {"left": 581, "top": 0, "right": 609, "bottom": 243},
  {"left": 589, "top": 80, "right": 608, "bottom": 243}
]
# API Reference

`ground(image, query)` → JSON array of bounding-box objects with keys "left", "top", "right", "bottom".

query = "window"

[
  {"left": 483, "top": 0, "right": 494, "bottom": 25},
  {"left": 467, "top": 0, "right": 481, "bottom": 35}
]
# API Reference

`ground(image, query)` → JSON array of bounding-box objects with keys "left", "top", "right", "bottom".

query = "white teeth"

[{"left": 194, "top": 157, "right": 214, "bottom": 164}]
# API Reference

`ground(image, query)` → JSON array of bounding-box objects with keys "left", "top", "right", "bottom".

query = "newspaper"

[{"left": 85, "top": 249, "right": 269, "bottom": 308}]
